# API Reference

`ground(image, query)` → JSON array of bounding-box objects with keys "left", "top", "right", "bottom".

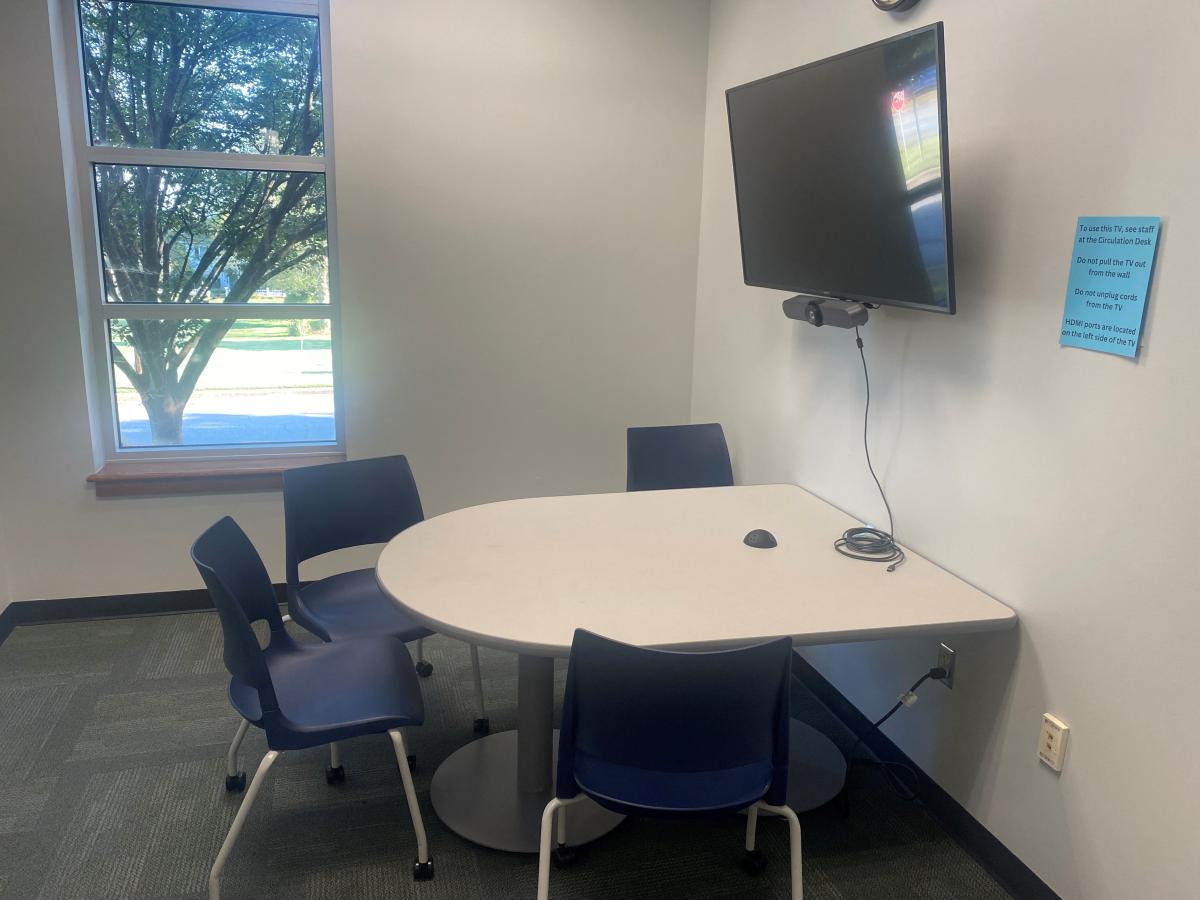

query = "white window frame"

[{"left": 57, "top": 0, "right": 344, "bottom": 463}]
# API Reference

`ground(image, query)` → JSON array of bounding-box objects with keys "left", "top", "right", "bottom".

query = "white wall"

[
  {"left": 692, "top": 2, "right": 1200, "bottom": 898},
  {"left": 0, "top": 0, "right": 710, "bottom": 601},
  {"left": 329, "top": 0, "right": 709, "bottom": 511}
]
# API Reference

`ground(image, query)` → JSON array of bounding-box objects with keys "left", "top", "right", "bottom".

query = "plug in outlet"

[{"left": 937, "top": 643, "right": 956, "bottom": 689}]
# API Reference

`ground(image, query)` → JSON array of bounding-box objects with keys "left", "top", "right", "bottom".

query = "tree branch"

[
  {"left": 82, "top": 51, "right": 138, "bottom": 146},
  {"left": 110, "top": 341, "right": 146, "bottom": 392},
  {"left": 176, "top": 320, "right": 234, "bottom": 403}
]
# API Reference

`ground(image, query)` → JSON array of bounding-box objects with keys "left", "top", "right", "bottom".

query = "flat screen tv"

[{"left": 727, "top": 23, "right": 954, "bottom": 314}]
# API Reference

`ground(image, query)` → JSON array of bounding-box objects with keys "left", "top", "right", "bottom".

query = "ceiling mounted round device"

[{"left": 873, "top": 0, "right": 921, "bottom": 11}]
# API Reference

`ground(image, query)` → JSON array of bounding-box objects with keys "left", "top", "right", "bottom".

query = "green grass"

[
  {"left": 225, "top": 320, "right": 331, "bottom": 349},
  {"left": 223, "top": 337, "right": 332, "bottom": 351},
  {"left": 112, "top": 318, "right": 332, "bottom": 352}
]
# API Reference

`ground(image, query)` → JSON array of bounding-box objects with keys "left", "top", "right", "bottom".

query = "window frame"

[{"left": 59, "top": 0, "right": 345, "bottom": 464}]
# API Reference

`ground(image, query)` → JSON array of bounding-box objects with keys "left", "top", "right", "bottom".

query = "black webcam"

[{"left": 782, "top": 296, "right": 869, "bottom": 329}]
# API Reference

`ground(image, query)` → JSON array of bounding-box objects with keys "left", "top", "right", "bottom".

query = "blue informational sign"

[{"left": 1060, "top": 216, "right": 1160, "bottom": 358}]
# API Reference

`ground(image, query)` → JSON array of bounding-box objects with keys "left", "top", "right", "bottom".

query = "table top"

[{"left": 375, "top": 484, "right": 1016, "bottom": 657}]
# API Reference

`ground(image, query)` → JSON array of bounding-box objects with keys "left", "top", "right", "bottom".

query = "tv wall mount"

[{"left": 782, "top": 296, "right": 871, "bottom": 329}]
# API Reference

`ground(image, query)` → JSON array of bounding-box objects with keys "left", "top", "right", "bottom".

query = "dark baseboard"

[
  {"left": 792, "top": 651, "right": 1059, "bottom": 900},
  {"left": 0, "top": 584, "right": 288, "bottom": 646}
]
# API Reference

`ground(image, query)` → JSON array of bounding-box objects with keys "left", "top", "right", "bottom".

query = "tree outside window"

[{"left": 75, "top": 0, "right": 339, "bottom": 448}]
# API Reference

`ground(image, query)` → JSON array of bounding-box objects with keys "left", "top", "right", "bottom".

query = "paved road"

[{"left": 118, "top": 390, "right": 335, "bottom": 447}]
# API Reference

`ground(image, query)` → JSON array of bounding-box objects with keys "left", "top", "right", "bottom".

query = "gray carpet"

[{"left": 0, "top": 612, "right": 1012, "bottom": 899}]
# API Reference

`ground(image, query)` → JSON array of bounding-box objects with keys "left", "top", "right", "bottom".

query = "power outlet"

[
  {"left": 937, "top": 643, "right": 956, "bottom": 689},
  {"left": 1038, "top": 713, "right": 1069, "bottom": 773}
]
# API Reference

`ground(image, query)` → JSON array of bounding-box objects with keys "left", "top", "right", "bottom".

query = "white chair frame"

[
  {"left": 535, "top": 795, "right": 801, "bottom": 900},
  {"left": 211, "top": 728, "right": 428, "bottom": 900}
]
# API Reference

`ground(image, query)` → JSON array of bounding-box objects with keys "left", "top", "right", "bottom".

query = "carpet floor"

[{"left": 0, "top": 612, "right": 1012, "bottom": 899}]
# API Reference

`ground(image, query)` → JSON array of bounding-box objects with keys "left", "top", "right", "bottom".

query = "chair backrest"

[
  {"left": 283, "top": 455, "right": 425, "bottom": 589},
  {"left": 557, "top": 629, "right": 792, "bottom": 807},
  {"left": 626, "top": 423, "right": 734, "bottom": 492},
  {"left": 190, "top": 516, "right": 282, "bottom": 712}
]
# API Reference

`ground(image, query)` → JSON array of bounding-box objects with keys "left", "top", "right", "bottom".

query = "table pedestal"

[
  {"left": 783, "top": 718, "right": 848, "bottom": 812},
  {"left": 429, "top": 654, "right": 624, "bottom": 853},
  {"left": 430, "top": 658, "right": 847, "bottom": 851}
]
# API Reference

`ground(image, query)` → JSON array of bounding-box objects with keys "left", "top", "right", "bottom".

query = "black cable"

[
  {"left": 848, "top": 669, "right": 940, "bottom": 757},
  {"left": 834, "top": 326, "right": 906, "bottom": 572},
  {"left": 851, "top": 755, "right": 922, "bottom": 802},
  {"left": 847, "top": 666, "right": 947, "bottom": 801}
]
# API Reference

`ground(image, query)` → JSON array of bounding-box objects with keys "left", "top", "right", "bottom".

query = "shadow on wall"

[
  {"left": 868, "top": 145, "right": 1015, "bottom": 497},
  {"left": 928, "top": 625, "right": 1084, "bottom": 893},
  {"left": 924, "top": 626, "right": 1021, "bottom": 808},
  {"left": 778, "top": 143, "right": 1013, "bottom": 471},
  {"left": 806, "top": 622, "right": 1082, "bottom": 894},
  {"left": 804, "top": 629, "right": 1018, "bottom": 802},
  {"left": 950, "top": 146, "right": 1013, "bottom": 333},
  {"left": 1135, "top": 217, "right": 1168, "bottom": 366}
]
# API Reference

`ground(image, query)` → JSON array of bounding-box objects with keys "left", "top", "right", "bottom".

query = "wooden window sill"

[{"left": 87, "top": 452, "right": 346, "bottom": 498}]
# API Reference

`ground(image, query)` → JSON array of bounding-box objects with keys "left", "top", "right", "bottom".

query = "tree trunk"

[{"left": 142, "top": 392, "right": 185, "bottom": 445}]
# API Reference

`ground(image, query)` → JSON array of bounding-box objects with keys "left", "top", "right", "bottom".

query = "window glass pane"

[
  {"left": 79, "top": 0, "right": 323, "bottom": 155},
  {"left": 109, "top": 317, "right": 335, "bottom": 447},
  {"left": 93, "top": 164, "right": 328, "bottom": 305}
]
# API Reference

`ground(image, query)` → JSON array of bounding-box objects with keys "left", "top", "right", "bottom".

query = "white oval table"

[{"left": 376, "top": 483, "right": 1016, "bottom": 853}]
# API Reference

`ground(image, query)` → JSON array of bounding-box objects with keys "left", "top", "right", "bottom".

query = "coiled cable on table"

[{"left": 833, "top": 327, "right": 906, "bottom": 573}]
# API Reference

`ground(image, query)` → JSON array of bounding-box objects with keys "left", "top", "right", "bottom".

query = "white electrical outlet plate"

[{"left": 1038, "top": 713, "right": 1069, "bottom": 773}]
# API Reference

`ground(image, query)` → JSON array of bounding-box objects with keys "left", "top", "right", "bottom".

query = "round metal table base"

[
  {"left": 430, "top": 730, "right": 625, "bottom": 853},
  {"left": 783, "top": 718, "right": 848, "bottom": 812}
]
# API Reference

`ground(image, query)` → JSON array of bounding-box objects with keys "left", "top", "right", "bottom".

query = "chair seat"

[
  {"left": 229, "top": 634, "right": 424, "bottom": 751},
  {"left": 293, "top": 568, "right": 434, "bottom": 643},
  {"left": 572, "top": 750, "right": 774, "bottom": 816}
]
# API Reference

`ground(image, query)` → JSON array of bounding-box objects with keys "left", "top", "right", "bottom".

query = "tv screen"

[{"left": 727, "top": 23, "right": 954, "bottom": 314}]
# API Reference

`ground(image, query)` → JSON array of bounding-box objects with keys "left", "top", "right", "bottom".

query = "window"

[{"left": 63, "top": 0, "right": 341, "bottom": 459}]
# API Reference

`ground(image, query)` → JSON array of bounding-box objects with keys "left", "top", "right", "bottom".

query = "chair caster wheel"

[
  {"left": 415, "top": 660, "right": 434, "bottom": 677},
  {"left": 552, "top": 844, "right": 578, "bottom": 868},
  {"left": 413, "top": 859, "right": 435, "bottom": 881},
  {"left": 225, "top": 772, "right": 246, "bottom": 793},
  {"left": 741, "top": 848, "right": 768, "bottom": 876},
  {"left": 407, "top": 754, "right": 417, "bottom": 774},
  {"left": 325, "top": 765, "right": 346, "bottom": 785},
  {"left": 473, "top": 717, "right": 490, "bottom": 735}
]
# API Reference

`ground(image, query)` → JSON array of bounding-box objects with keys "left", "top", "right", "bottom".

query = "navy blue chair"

[
  {"left": 283, "top": 455, "right": 488, "bottom": 735},
  {"left": 537, "top": 630, "right": 800, "bottom": 899},
  {"left": 626, "top": 423, "right": 734, "bottom": 492},
  {"left": 192, "top": 517, "right": 434, "bottom": 900}
]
